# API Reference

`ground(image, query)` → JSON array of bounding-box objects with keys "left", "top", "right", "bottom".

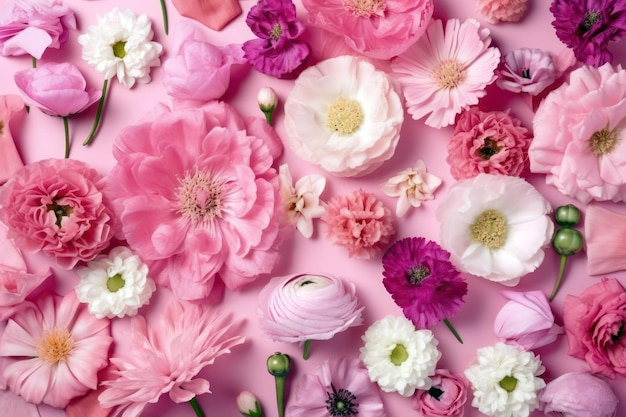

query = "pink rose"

[
  {"left": 0, "top": 0, "right": 76, "bottom": 59},
  {"left": 413, "top": 369, "right": 468, "bottom": 417},
  {"left": 539, "top": 372, "right": 618, "bottom": 417},
  {"left": 0, "top": 158, "right": 115, "bottom": 269},
  {"left": 563, "top": 278, "right": 626, "bottom": 378}
]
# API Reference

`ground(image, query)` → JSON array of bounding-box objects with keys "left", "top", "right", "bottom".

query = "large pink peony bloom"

[
  {"left": 0, "top": 94, "right": 25, "bottom": 185},
  {"left": 0, "top": 292, "right": 112, "bottom": 408},
  {"left": 98, "top": 299, "right": 245, "bottom": 417},
  {"left": 108, "top": 101, "right": 283, "bottom": 302},
  {"left": 301, "top": 0, "right": 433, "bottom": 60},
  {"left": 0, "top": 158, "right": 115, "bottom": 269},
  {"left": 530, "top": 63, "right": 626, "bottom": 203}
]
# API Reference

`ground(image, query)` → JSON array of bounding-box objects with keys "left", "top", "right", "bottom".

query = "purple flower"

[
  {"left": 242, "top": 0, "right": 310, "bottom": 79},
  {"left": 550, "top": 0, "right": 626, "bottom": 67},
  {"left": 382, "top": 237, "right": 468, "bottom": 330},
  {"left": 497, "top": 48, "right": 557, "bottom": 96}
]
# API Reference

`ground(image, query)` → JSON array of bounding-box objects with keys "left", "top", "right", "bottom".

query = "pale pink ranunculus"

[
  {"left": 413, "top": 369, "right": 468, "bottom": 417},
  {"left": 539, "top": 372, "right": 618, "bottom": 417},
  {"left": 0, "top": 158, "right": 115, "bottom": 269},
  {"left": 476, "top": 0, "right": 528, "bottom": 24},
  {"left": 257, "top": 273, "right": 363, "bottom": 343},
  {"left": 494, "top": 290, "right": 563, "bottom": 350},
  {"left": 0, "top": 0, "right": 76, "bottom": 59},
  {"left": 163, "top": 20, "right": 245, "bottom": 104},
  {"left": 14, "top": 62, "right": 101, "bottom": 117},
  {"left": 0, "top": 94, "right": 25, "bottom": 185},
  {"left": 108, "top": 101, "right": 283, "bottom": 302}
]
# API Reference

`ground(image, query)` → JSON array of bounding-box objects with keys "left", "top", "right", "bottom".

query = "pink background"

[{"left": 2, "top": 0, "right": 626, "bottom": 416}]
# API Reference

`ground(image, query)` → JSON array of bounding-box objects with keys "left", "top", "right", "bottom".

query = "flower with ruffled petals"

[
  {"left": 382, "top": 161, "right": 442, "bottom": 217},
  {"left": 278, "top": 164, "right": 326, "bottom": 238},
  {"left": 477, "top": 0, "right": 528, "bottom": 24},
  {"left": 539, "top": 372, "right": 618, "bottom": 417},
  {"left": 392, "top": 18, "right": 500, "bottom": 128},
  {"left": 0, "top": 94, "right": 25, "bottom": 184},
  {"left": 497, "top": 48, "right": 557, "bottom": 95},
  {"left": 413, "top": 369, "right": 468, "bottom": 417}
]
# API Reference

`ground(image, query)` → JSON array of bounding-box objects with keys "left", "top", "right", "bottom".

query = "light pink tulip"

[
  {"left": 494, "top": 290, "right": 563, "bottom": 349},
  {"left": 0, "top": 95, "right": 25, "bottom": 184},
  {"left": 539, "top": 372, "right": 618, "bottom": 417}
]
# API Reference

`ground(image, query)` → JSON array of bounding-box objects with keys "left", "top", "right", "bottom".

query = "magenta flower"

[
  {"left": 550, "top": 0, "right": 626, "bottom": 66},
  {"left": 0, "top": 94, "right": 25, "bottom": 184},
  {"left": 242, "top": 0, "right": 310, "bottom": 79},
  {"left": 413, "top": 369, "right": 468, "bottom": 417},
  {"left": 539, "top": 372, "right": 619, "bottom": 417},
  {"left": 496, "top": 48, "right": 557, "bottom": 95}
]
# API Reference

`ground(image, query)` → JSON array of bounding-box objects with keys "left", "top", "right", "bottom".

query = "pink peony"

[
  {"left": 446, "top": 107, "right": 531, "bottom": 180},
  {"left": 476, "top": 0, "right": 528, "bottom": 24},
  {"left": 98, "top": 299, "right": 245, "bottom": 417},
  {"left": 163, "top": 20, "right": 245, "bottom": 104},
  {"left": 563, "top": 278, "right": 626, "bottom": 378},
  {"left": 0, "top": 0, "right": 76, "bottom": 59},
  {"left": 301, "top": 0, "right": 433, "bottom": 60},
  {"left": 413, "top": 369, "right": 468, "bottom": 417},
  {"left": 0, "top": 158, "right": 115, "bottom": 269},
  {"left": 321, "top": 189, "right": 395, "bottom": 259},
  {"left": 108, "top": 101, "right": 283, "bottom": 302},
  {"left": 539, "top": 372, "right": 619, "bottom": 417},
  {"left": 0, "top": 292, "right": 112, "bottom": 408},
  {"left": 0, "top": 94, "right": 25, "bottom": 185},
  {"left": 497, "top": 48, "right": 557, "bottom": 96}
]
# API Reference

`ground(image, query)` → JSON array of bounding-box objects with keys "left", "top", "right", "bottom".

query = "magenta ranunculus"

[
  {"left": 0, "top": 158, "right": 115, "bottom": 269},
  {"left": 108, "top": 101, "right": 283, "bottom": 303},
  {"left": 413, "top": 369, "right": 468, "bottom": 417},
  {"left": 539, "top": 372, "right": 619, "bottom": 417},
  {"left": 0, "top": 0, "right": 76, "bottom": 59}
]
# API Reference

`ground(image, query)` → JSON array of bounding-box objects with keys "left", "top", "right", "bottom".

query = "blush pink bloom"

[
  {"left": 496, "top": 48, "right": 557, "bottom": 96},
  {"left": 0, "top": 158, "right": 115, "bottom": 269},
  {"left": 476, "top": 0, "right": 528, "bottom": 24},
  {"left": 278, "top": 164, "right": 326, "bottom": 238},
  {"left": 321, "top": 189, "right": 395, "bottom": 259},
  {"left": 539, "top": 372, "right": 619, "bottom": 417},
  {"left": 108, "top": 101, "right": 283, "bottom": 302},
  {"left": 163, "top": 20, "right": 245, "bottom": 104},
  {"left": 413, "top": 369, "right": 468, "bottom": 417},
  {"left": 494, "top": 290, "right": 563, "bottom": 350},
  {"left": 0, "top": 292, "right": 112, "bottom": 408},
  {"left": 0, "top": 94, "right": 25, "bottom": 185},
  {"left": 446, "top": 107, "right": 532, "bottom": 180},
  {"left": 98, "top": 299, "right": 245, "bottom": 417},
  {"left": 301, "top": 0, "right": 433, "bottom": 60},
  {"left": 584, "top": 204, "right": 626, "bottom": 275},
  {"left": 0, "top": 0, "right": 76, "bottom": 59},
  {"left": 529, "top": 63, "right": 626, "bottom": 203},
  {"left": 382, "top": 161, "right": 442, "bottom": 217},
  {"left": 563, "top": 278, "right": 626, "bottom": 379}
]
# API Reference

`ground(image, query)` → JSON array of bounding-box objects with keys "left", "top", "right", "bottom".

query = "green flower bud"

[
  {"left": 555, "top": 204, "right": 581, "bottom": 228},
  {"left": 267, "top": 352, "right": 290, "bottom": 377},
  {"left": 552, "top": 228, "right": 583, "bottom": 256}
]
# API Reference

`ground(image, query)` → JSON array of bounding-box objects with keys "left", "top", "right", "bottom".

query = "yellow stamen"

[
  {"left": 434, "top": 59, "right": 466, "bottom": 89},
  {"left": 470, "top": 209, "right": 507, "bottom": 250},
  {"left": 37, "top": 328, "right": 74, "bottom": 365},
  {"left": 589, "top": 126, "right": 619, "bottom": 157},
  {"left": 326, "top": 97, "right": 364, "bottom": 135}
]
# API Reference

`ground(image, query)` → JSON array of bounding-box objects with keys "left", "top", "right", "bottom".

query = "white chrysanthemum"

[
  {"left": 284, "top": 55, "right": 404, "bottom": 177},
  {"left": 360, "top": 315, "right": 441, "bottom": 397},
  {"left": 435, "top": 173, "right": 553, "bottom": 286},
  {"left": 78, "top": 7, "right": 163, "bottom": 88},
  {"left": 465, "top": 342, "right": 546, "bottom": 417},
  {"left": 75, "top": 246, "right": 156, "bottom": 319}
]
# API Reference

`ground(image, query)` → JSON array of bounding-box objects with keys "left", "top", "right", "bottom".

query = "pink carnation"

[
  {"left": 446, "top": 107, "right": 531, "bottom": 180},
  {"left": 321, "top": 189, "right": 395, "bottom": 259},
  {"left": 0, "top": 158, "right": 115, "bottom": 269},
  {"left": 476, "top": 0, "right": 528, "bottom": 24}
]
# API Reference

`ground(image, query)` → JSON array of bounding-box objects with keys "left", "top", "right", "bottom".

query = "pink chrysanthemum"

[
  {"left": 321, "top": 189, "right": 395, "bottom": 259},
  {"left": 0, "top": 292, "right": 112, "bottom": 408},
  {"left": 477, "top": 0, "right": 529, "bottom": 24},
  {"left": 391, "top": 18, "right": 501, "bottom": 128}
]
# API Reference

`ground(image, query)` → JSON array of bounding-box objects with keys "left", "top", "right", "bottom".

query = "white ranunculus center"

[
  {"left": 470, "top": 209, "right": 507, "bottom": 250},
  {"left": 326, "top": 97, "right": 364, "bottom": 135},
  {"left": 37, "top": 328, "right": 74, "bottom": 364},
  {"left": 434, "top": 59, "right": 466, "bottom": 89},
  {"left": 343, "top": 0, "right": 387, "bottom": 17},
  {"left": 178, "top": 171, "right": 225, "bottom": 222}
]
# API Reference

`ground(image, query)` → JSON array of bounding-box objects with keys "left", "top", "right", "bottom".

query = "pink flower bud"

[
  {"left": 236, "top": 391, "right": 262, "bottom": 417},
  {"left": 539, "top": 372, "right": 618, "bottom": 417}
]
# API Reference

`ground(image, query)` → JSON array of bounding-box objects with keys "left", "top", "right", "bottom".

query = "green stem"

[
  {"left": 83, "top": 78, "right": 108, "bottom": 146},
  {"left": 443, "top": 318, "right": 463, "bottom": 344},
  {"left": 303, "top": 339, "right": 311, "bottom": 360},
  {"left": 549, "top": 255, "right": 568, "bottom": 302},
  {"left": 32, "top": 56, "right": 37, "bottom": 68},
  {"left": 275, "top": 375, "right": 285, "bottom": 417},
  {"left": 160, "top": 0, "right": 169, "bottom": 35},
  {"left": 262, "top": 109, "right": 273, "bottom": 126},
  {"left": 189, "top": 397, "right": 205, "bottom": 417},
  {"left": 62, "top": 116, "right": 70, "bottom": 158}
]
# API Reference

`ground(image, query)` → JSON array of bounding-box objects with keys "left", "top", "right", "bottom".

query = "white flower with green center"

[
  {"left": 75, "top": 246, "right": 156, "bottom": 319},
  {"left": 465, "top": 342, "right": 546, "bottom": 417},
  {"left": 359, "top": 315, "right": 441, "bottom": 397}
]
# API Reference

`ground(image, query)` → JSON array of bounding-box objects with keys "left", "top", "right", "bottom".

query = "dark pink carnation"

[
  {"left": 413, "top": 369, "right": 468, "bottom": 417},
  {"left": 446, "top": 107, "right": 531, "bottom": 180}
]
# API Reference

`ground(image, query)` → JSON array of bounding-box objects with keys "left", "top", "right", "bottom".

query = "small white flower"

[
  {"left": 278, "top": 164, "right": 326, "bottom": 238},
  {"left": 360, "top": 315, "right": 441, "bottom": 397},
  {"left": 75, "top": 246, "right": 156, "bottom": 319},
  {"left": 257, "top": 87, "right": 278, "bottom": 112},
  {"left": 465, "top": 342, "right": 546, "bottom": 417},
  {"left": 78, "top": 8, "right": 163, "bottom": 88},
  {"left": 382, "top": 160, "right": 442, "bottom": 217}
]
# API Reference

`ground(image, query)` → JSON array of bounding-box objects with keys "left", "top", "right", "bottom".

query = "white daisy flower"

[
  {"left": 278, "top": 164, "right": 326, "bottom": 238},
  {"left": 382, "top": 160, "right": 442, "bottom": 217},
  {"left": 78, "top": 8, "right": 163, "bottom": 89},
  {"left": 360, "top": 315, "right": 441, "bottom": 397},
  {"left": 75, "top": 246, "right": 156, "bottom": 319},
  {"left": 465, "top": 342, "right": 546, "bottom": 417}
]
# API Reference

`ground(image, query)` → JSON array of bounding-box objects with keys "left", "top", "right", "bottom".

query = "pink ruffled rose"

[
  {"left": 539, "top": 372, "right": 618, "bottom": 417},
  {"left": 563, "top": 278, "right": 626, "bottom": 378},
  {"left": 476, "top": 0, "right": 528, "bottom": 24},
  {"left": 413, "top": 369, "right": 468, "bottom": 417},
  {"left": 0, "top": 158, "right": 115, "bottom": 269}
]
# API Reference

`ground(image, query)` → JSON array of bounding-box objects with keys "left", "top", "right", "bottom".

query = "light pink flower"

[
  {"left": 413, "top": 369, "right": 468, "bottom": 417},
  {"left": 584, "top": 204, "right": 626, "bottom": 275},
  {"left": 278, "top": 164, "right": 326, "bottom": 238},
  {"left": 392, "top": 18, "right": 500, "bottom": 128},
  {"left": 171, "top": 0, "right": 241, "bottom": 31},
  {"left": 529, "top": 63, "right": 626, "bottom": 203},
  {"left": 236, "top": 391, "right": 261, "bottom": 417},
  {"left": 163, "top": 20, "right": 245, "bottom": 104},
  {"left": 446, "top": 107, "right": 532, "bottom": 180},
  {"left": 99, "top": 299, "right": 245, "bottom": 417},
  {"left": 14, "top": 62, "right": 101, "bottom": 117},
  {"left": 497, "top": 48, "right": 557, "bottom": 96},
  {"left": 0, "top": 389, "right": 40, "bottom": 417},
  {"left": 539, "top": 372, "right": 619, "bottom": 417},
  {"left": 108, "top": 101, "right": 283, "bottom": 302},
  {"left": 321, "top": 189, "right": 395, "bottom": 259},
  {"left": 0, "top": 292, "right": 112, "bottom": 408},
  {"left": 0, "top": 94, "right": 25, "bottom": 185},
  {"left": 258, "top": 273, "right": 363, "bottom": 343},
  {"left": 476, "top": 0, "right": 528, "bottom": 24},
  {"left": 0, "top": 0, "right": 76, "bottom": 59},
  {"left": 383, "top": 161, "right": 442, "bottom": 217},
  {"left": 0, "top": 158, "right": 115, "bottom": 269},
  {"left": 494, "top": 290, "right": 563, "bottom": 350}
]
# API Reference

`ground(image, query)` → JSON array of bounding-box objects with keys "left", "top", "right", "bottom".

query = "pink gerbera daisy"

[{"left": 391, "top": 18, "right": 501, "bottom": 128}]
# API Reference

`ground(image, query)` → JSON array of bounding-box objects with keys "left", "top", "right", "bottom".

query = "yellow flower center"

[
  {"left": 589, "top": 126, "right": 619, "bottom": 157},
  {"left": 178, "top": 170, "right": 224, "bottom": 222},
  {"left": 37, "top": 328, "right": 74, "bottom": 365},
  {"left": 434, "top": 59, "right": 466, "bottom": 89},
  {"left": 270, "top": 24, "right": 282, "bottom": 41},
  {"left": 343, "top": 0, "right": 387, "bottom": 17},
  {"left": 390, "top": 343, "right": 408, "bottom": 366},
  {"left": 326, "top": 97, "right": 364, "bottom": 135},
  {"left": 112, "top": 41, "right": 127, "bottom": 58},
  {"left": 470, "top": 209, "right": 507, "bottom": 250},
  {"left": 107, "top": 273, "right": 126, "bottom": 292}
]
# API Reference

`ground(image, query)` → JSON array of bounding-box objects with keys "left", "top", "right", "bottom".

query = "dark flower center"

[
  {"left": 0, "top": 120, "right": 4, "bottom": 135},
  {"left": 579, "top": 10, "right": 601, "bottom": 33},
  {"left": 270, "top": 24, "right": 282, "bottom": 41},
  {"left": 326, "top": 384, "right": 358, "bottom": 416},
  {"left": 612, "top": 321, "right": 624, "bottom": 342},
  {"left": 477, "top": 137, "right": 502, "bottom": 160},
  {"left": 46, "top": 200, "right": 73, "bottom": 228},
  {"left": 589, "top": 126, "right": 619, "bottom": 156},
  {"left": 112, "top": 40, "right": 127, "bottom": 58},
  {"left": 428, "top": 386, "right": 444, "bottom": 401},
  {"left": 406, "top": 265, "right": 430, "bottom": 285},
  {"left": 521, "top": 68, "right": 531, "bottom": 79}
]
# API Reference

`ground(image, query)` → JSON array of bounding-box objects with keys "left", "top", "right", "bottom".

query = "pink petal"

[
  {"left": 0, "top": 389, "right": 40, "bottom": 417},
  {"left": 171, "top": 0, "right": 242, "bottom": 31}
]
